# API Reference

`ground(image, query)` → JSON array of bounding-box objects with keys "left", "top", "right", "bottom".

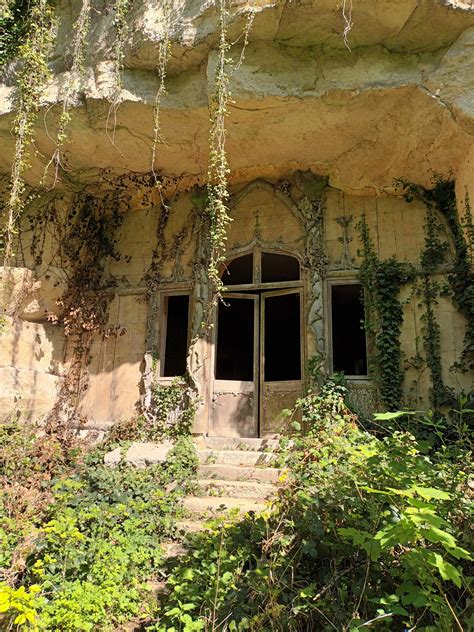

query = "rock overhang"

[{"left": 0, "top": 0, "right": 473, "bottom": 195}]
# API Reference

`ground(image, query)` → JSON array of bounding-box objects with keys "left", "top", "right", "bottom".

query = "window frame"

[
  {"left": 159, "top": 290, "right": 191, "bottom": 379},
  {"left": 326, "top": 276, "right": 370, "bottom": 381},
  {"left": 219, "top": 247, "right": 303, "bottom": 291}
]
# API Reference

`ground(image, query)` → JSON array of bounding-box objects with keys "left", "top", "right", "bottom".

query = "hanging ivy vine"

[
  {"left": 106, "top": 0, "right": 131, "bottom": 144},
  {"left": 2, "top": 0, "right": 55, "bottom": 265},
  {"left": 356, "top": 215, "right": 414, "bottom": 411},
  {"left": 206, "top": 0, "right": 231, "bottom": 300},
  {"left": 27, "top": 189, "right": 126, "bottom": 439},
  {"left": 204, "top": 0, "right": 255, "bottom": 303},
  {"left": 151, "top": 0, "right": 173, "bottom": 183},
  {"left": 43, "top": 0, "right": 91, "bottom": 186}
]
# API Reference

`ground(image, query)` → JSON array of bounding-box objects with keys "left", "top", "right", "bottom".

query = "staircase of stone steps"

[
  {"left": 103, "top": 436, "right": 284, "bottom": 540},
  {"left": 180, "top": 436, "right": 283, "bottom": 527}
]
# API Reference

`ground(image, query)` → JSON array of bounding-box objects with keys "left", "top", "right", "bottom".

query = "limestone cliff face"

[{"left": 0, "top": 0, "right": 473, "bottom": 196}]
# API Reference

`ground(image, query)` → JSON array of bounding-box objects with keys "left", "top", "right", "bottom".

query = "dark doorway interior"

[
  {"left": 216, "top": 298, "right": 255, "bottom": 380},
  {"left": 331, "top": 283, "right": 367, "bottom": 376},
  {"left": 163, "top": 295, "right": 189, "bottom": 377},
  {"left": 264, "top": 293, "right": 301, "bottom": 381}
]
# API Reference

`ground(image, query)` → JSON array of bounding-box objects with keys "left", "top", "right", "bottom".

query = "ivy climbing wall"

[
  {"left": 1, "top": 173, "right": 471, "bottom": 429},
  {"left": 0, "top": 0, "right": 473, "bottom": 431}
]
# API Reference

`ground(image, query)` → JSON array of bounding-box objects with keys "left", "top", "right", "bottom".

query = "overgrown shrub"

[
  {"left": 149, "top": 382, "right": 472, "bottom": 631},
  {"left": 0, "top": 423, "right": 196, "bottom": 631},
  {"left": 109, "top": 379, "right": 196, "bottom": 443}
]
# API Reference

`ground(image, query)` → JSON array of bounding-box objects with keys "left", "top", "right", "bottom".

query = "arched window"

[
  {"left": 221, "top": 250, "right": 300, "bottom": 287},
  {"left": 261, "top": 252, "right": 300, "bottom": 283},
  {"left": 221, "top": 253, "right": 253, "bottom": 285}
]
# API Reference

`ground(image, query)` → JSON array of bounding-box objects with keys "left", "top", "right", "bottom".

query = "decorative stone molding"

[
  {"left": 333, "top": 215, "right": 355, "bottom": 270},
  {"left": 346, "top": 380, "right": 379, "bottom": 419}
]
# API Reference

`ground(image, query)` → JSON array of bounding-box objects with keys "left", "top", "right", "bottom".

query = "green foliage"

[
  {"left": 0, "top": 0, "right": 47, "bottom": 65},
  {"left": 205, "top": 1, "right": 255, "bottom": 304},
  {"left": 290, "top": 377, "right": 357, "bottom": 434},
  {"left": 0, "top": 583, "right": 44, "bottom": 629},
  {"left": 2, "top": 0, "right": 55, "bottom": 264},
  {"left": 356, "top": 215, "right": 414, "bottom": 410},
  {"left": 374, "top": 395, "right": 473, "bottom": 455},
  {"left": 147, "top": 386, "right": 472, "bottom": 631},
  {"left": 111, "top": 379, "right": 197, "bottom": 442},
  {"left": 44, "top": 0, "right": 91, "bottom": 184},
  {"left": 150, "top": 0, "right": 172, "bottom": 181},
  {"left": 0, "top": 423, "right": 196, "bottom": 631},
  {"left": 419, "top": 273, "right": 456, "bottom": 411},
  {"left": 27, "top": 192, "right": 128, "bottom": 432},
  {"left": 149, "top": 381, "right": 197, "bottom": 439},
  {"left": 206, "top": 0, "right": 232, "bottom": 299},
  {"left": 106, "top": 0, "right": 132, "bottom": 141},
  {"left": 397, "top": 175, "right": 473, "bottom": 410}
]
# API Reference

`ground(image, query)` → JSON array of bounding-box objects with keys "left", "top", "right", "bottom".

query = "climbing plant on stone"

[
  {"left": 356, "top": 215, "right": 414, "bottom": 411},
  {"left": 106, "top": 0, "right": 131, "bottom": 145},
  {"left": 2, "top": 0, "right": 55, "bottom": 266},
  {"left": 206, "top": 0, "right": 232, "bottom": 300},
  {"left": 151, "top": 0, "right": 173, "bottom": 183},
  {"left": 27, "top": 190, "right": 127, "bottom": 441},
  {"left": 43, "top": 0, "right": 91, "bottom": 186},
  {"left": 205, "top": 0, "right": 255, "bottom": 302},
  {"left": 397, "top": 176, "right": 473, "bottom": 410}
]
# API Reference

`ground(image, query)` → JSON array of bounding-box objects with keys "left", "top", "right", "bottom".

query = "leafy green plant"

[
  {"left": 0, "top": 420, "right": 197, "bottom": 631},
  {"left": 146, "top": 384, "right": 472, "bottom": 631},
  {"left": 356, "top": 215, "right": 414, "bottom": 410},
  {"left": 2, "top": 0, "right": 55, "bottom": 265},
  {"left": 0, "top": 583, "right": 44, "bottom": 629},
  {"left": 397, "top": 175, "right": 474, "bottom": 405},
  {"left": 110, "top": 378, "right": 197, "bottom": 442}
]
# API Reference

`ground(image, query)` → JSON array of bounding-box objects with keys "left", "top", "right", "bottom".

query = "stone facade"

[{"left": 0, "top": 0, "right": 473, "bottom": 433}]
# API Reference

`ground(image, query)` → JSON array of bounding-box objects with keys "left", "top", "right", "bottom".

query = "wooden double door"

[{"left": 210, "top": 289, "right": 303, "bottom": 437}]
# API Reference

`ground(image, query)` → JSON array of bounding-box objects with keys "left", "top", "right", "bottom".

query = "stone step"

[
  {"left": 195, "top": 437, "right": 280, "bottom": 451},
  {"left": 197, "top": 478, "right": 275, "bottom": 499},
  {"left": 161, "top": 541, "right": 188, "bottom": 559},
  {"left": 198, "top": 464, "right": 282, "bottom": 483},
  {"left": 196, "top": 448, "right": 278, "bottom": 467},
  {"left": 176, "top": 519, "right": 206, "bottom": 533},
  {"left": 183, "top": 495, "right": 267, "bottom": 516}
]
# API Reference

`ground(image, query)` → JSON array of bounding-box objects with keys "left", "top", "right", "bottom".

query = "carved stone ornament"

[{"left": 334, "top": 215, "right": 355, "bottom": 270}]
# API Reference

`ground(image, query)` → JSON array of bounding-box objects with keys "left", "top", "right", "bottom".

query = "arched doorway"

[{"left": 210, "top": 249, "right": 304, "bottom": 437}]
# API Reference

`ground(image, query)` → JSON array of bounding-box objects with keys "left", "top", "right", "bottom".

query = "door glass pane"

[
  {"left": 262, "top": 252, "right": 299, "bottom": 283},
  {"left": 331, "top": 284, "right": 367, "bottom": 376},
  {"left": 163, "top": 295, "right": 189, "bottom": 377},
  {"left": 221, "top": 254, "right": 253, "bottom": 285},
  {"left": 264, "top": 293, "right": 301, "bottom": 381},
  {"left": 216, "top": 298, "right": 254, "bottom": 380}
]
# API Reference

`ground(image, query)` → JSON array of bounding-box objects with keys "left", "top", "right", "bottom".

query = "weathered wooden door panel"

[
  {"left": 260, "top": 290, "right": 303, "bottom": 437},
  {"left": 210, "top": 294, "right": 259, "bottom": 437},
  {"left": 260, "top": 381, "right": 302, "bottom": 437}
]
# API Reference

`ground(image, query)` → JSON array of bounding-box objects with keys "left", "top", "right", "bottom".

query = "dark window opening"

[
  {"left": 222, "top": 254, "right": 253, "bottom": 285},
  {"left": 331, "top": 284, "right": 367, "bottom": 376},
  {"left": 216, "top": 298, "right": 254, "bottom": 381},
  {"left": 264, "top": 293, "right": 301, "bottom": 381},
  {"left": 163, "top": 295, "right": 189, "bottom": 377},
  {"left": 262, "top": 252, "right": 300, "bottom": 283}
]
